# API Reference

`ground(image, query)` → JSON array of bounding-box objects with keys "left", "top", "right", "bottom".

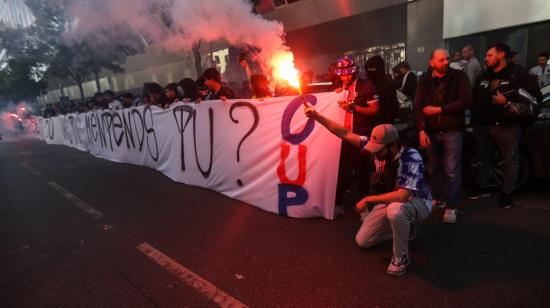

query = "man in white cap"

[{"left": 304, "top": 105, "right": 432, "bottom": 276}]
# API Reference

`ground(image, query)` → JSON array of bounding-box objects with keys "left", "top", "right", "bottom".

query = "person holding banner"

[
  {"left": 304, "top": 105, "right": 432, "bottom": 276},
  {"left": 202, "top": 67, "right": 236, "bottom": 101}
]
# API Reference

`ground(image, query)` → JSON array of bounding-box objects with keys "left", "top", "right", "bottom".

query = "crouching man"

[{"left": 305, "top": 104, "right": 432, "bottom": 276}]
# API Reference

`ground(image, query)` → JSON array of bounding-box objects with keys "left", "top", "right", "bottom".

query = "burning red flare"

[
  {"left": 270, "top": 50, "right": 302, "bottom": 94},
  {"left": 10, "top": 113, "right": 22, "bottom": 122}
]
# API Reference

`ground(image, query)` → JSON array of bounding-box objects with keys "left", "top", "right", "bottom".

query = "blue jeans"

[
  {"left": 427, "top": 131, "right": 463, "bottom": 209},
  {"left": 473, "top": 124, "right": 521, "bottom": 193}
]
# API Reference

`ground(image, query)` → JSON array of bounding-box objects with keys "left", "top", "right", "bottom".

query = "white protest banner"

[{"left": 38, "top": 92, "right": 344, "bottom": 219}]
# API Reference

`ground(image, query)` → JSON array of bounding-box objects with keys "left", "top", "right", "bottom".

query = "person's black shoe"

[
  {"left": 499, "top": 192, "right": 513, "bottom": 209},
  {"left": 468, "top": 188, "right": 491, "bottom": 200}
]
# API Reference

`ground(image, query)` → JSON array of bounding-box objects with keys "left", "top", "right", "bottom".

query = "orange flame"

[{"left": 270, "top": 50, "right": 301, "bottom": 94}]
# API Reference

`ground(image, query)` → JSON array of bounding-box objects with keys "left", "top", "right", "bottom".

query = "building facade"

[
  {"left": 0, "top": 0, "right": 34, "bottom": 29},
  {"left": 38, "top": 0, "right": 550, "bottom": 104}
]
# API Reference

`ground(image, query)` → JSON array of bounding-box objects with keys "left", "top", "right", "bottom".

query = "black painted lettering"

[
  {"left": 143, "top": 106, "right": 159, "bottom": 161},
  {"left": 173, "top": 105, "right": 194, "bottom": 171},
  {"left": 193, "top": 107, "right": 214, "bottom": 178}
]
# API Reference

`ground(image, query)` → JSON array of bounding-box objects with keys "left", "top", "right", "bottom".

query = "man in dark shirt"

[
  {"left": 415, "top": 49, "right": 471, "bottom": 224},
  {"left": 470, "top": 43, "right": 542, "bottom": 208},
  {"left": 397, "top": 61, "right": 417, "bottom": 100},
  {"left": 333, "top": 55, "right": 381, "bottom": 214},
  {"left": 202, "top": 67, "right": 236, "bottom": 101}
]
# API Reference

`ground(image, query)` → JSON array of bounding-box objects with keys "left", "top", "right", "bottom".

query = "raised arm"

[{"left": 304, "top": 104, "right": 363, "bottom": 148}]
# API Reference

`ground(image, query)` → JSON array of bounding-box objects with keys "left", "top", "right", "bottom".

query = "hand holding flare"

[{"left": 271, "top": 50, "right": 305, "bottom": 106}]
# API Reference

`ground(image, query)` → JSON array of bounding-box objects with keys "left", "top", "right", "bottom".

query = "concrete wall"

[
  {"left": 406, "top": 0, "right": 445, "bottom": 73},
  {"left": 263, "top": 0, "right": 406, "bottom": 31},
  {"left": 285, "top": 3, "right": 407, "bottom": 76}
]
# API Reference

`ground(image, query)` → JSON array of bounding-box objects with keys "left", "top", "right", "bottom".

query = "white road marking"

[
  {"left": 519, "top": 204, "right": 550, "bottom": 211},
  {"left": 47, "top": 181, "right": 104, "bottom": 219},
  {"left": 20, "top": 163, "right": 42, "bottom": 176},
  {"left": 136, "top": 242, "right": 248, "bottom": 308}
]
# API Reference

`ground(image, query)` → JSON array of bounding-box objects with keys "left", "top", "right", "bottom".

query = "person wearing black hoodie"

[{"left": 365, "top": 56, "right": 399, "bottom": 125}]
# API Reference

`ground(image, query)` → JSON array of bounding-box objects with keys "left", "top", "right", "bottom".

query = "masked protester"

[
  {"left": 470, "top": 43, "right": 542, "bottom": 208},
  {"left": 365, "top": 56, "right": 399, "bottom": 124},
  {"left": 304, "top": 105, "right": 432, "bottom": 276},
  {"left": 333, "top": 55, "right": 381, "bottom": 216}
]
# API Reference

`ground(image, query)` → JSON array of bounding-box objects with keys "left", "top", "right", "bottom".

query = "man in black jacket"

[
  {"left": 470, "top": 43, "right": 542, "bottom": 208},
  {"left": 365, "top": 56, "right": 399, "bottom": 125},
  {"left": 415, "top": 49, "right": 472, "bottom": 224},
  {"left": 397, "top": 61, "right": 417, "bottom": 100}
]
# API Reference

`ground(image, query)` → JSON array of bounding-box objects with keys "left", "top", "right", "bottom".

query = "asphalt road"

[{"left": 1, "top": 135, "right": 549, "bottom": 307}]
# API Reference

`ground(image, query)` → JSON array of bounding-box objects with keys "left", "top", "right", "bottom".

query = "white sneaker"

[
  {"left": 442, "top": 209, "right": 457, "bottom": 224},
  {"left": 386, "top": 254, "right": 410, "bottom": 276}
]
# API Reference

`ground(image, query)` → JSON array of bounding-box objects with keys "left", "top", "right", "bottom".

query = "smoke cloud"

[{"left": 62, "top": 0, "right": 292, "bottom": 76}]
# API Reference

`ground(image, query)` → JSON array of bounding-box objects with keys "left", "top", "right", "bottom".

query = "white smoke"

[{"left": 63, "top": 0, "right": 291, "bottom": 75}]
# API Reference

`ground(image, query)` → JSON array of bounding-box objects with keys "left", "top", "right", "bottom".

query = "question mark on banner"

[{"left": 229, "top": 102, "right": 259, "bottom": 186}]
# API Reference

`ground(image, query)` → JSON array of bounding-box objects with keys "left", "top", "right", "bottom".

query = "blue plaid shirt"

[{"left": 360, "top": 136, "right": 432, "bottom": 201}]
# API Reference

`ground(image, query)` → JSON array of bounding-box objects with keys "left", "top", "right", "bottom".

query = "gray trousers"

[{"left": 355, "top": 198, "right": 431, "bottom": 257}]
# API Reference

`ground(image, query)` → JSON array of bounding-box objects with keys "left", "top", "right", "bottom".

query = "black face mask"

[{"left": 366, "top": 69, "right": 384, "bottom": 84}]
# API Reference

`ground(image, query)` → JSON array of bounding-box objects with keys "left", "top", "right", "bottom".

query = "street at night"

[
  {"left": 1, "top": 136, "right": 549, "bottom": 307},
  {"left": 2, "top": 0, "right": 550, "bottom": 306}
]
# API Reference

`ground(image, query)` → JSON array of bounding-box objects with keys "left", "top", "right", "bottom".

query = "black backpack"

[{"left": 504, "top": 66, "right": 542, "bottom": 125}]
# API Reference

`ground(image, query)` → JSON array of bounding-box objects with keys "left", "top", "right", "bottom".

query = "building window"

[
  {"left": 272, "top": 0, "right": 300, "bottom": 8},
  {"left": 350, "top": 42, "right": 406, "bottom": 75}
]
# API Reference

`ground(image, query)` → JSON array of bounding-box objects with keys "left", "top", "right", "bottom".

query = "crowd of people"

[
  {"left": 41, "top": 57, "right": 309, "bottom": 117},
  {"left": 39, "top": 42, "right": 546, "bottom": 277},
  {"left": 304, "top": 42, "right": 544, "bottom": 276},
  {"left": 42, "top": 68, "right": 233, "bottom": 117}
]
